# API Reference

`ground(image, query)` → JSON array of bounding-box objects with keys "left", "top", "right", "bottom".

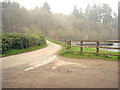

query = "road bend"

[{"left": 2, "top": 41, "right": 118, "bottom": 88}]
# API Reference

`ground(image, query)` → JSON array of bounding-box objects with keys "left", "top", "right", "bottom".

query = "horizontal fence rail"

[{"left": 65, "top": 40, "right": 120, "bottom": 56}]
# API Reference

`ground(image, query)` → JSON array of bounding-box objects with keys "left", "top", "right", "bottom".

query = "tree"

[
  {"left": 90, "top": 3, "right": 99, "bottom": 22},
  {"left": 72, "top": 5, "right": 79, "bottom": 18},
  {"left": 79, "top": 8, "right": 84, "bottom": 18},
  {"left": 101, "top": 3, "right": 113, "bottom": 24},
  {"left": 118, "top": 1, "right": 120, "bottom": 25},
  {"left": 112, "top": 12, "right": 118, "bottom": 29},
  {"left": 42, "top": 2, "right": 51, "bottom": 12},
  {"left": 85, "top": 4, "right": 91, "bottom": 19},
  {"left": 2, "top": 2, "right": 29, "bottom": 33},
  {"left": 87, "top": 3, "right": 103, "bottom": 23}
]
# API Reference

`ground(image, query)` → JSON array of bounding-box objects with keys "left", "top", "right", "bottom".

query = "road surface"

[{"left": 2, "top": 41, "right": 118, "bottom": 88}]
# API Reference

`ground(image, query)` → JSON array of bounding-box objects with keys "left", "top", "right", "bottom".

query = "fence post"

[
  {"left": 67, "top": 40, "right": 71, "bottom": 50},
  {"left": 66, "top": 40, "right": 69, "bottom": 50},
  {"left": 80, "top": 41, "right": 83, "bottom": 53},
  {"left": 69, "top": 40, "right": 71, "bottom": 49},
  {"left": 96, "top": 41, "right": 99, "bottom": 55},
  {"left": 65, "top": 40, "right": 66, "bottom": 50}
]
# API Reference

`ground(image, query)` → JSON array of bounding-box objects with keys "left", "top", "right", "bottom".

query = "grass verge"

[
  {"left": 2, "top": 44, "right": 46, "bottom": 57},
  {"left": 49, "top": 40, "right": 119, "bottom": 60}
]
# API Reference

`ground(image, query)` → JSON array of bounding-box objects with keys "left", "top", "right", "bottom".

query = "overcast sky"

[{"left": 1, "top": 0, "right": 119, "bottom": 14}]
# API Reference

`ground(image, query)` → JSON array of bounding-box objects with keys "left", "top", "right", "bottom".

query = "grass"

[
  {"left": 49, "top": 40, "right": 120, "bottom": 60},
  {"left": 2, "top": 44, "right": 46, "bottom": 57}
]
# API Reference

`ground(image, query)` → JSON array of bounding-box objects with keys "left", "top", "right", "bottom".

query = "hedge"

[{"left": 2, "top": 33, "right": 46, "bottom": 54}]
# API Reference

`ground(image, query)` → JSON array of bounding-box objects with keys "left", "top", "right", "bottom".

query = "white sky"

[{"left": 1, "top": 0, "right": 119, "bottom": 14}]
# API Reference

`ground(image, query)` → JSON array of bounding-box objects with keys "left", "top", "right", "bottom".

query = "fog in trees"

[{"left": 2, "top": 1, "right": 118, "bottom": 40}]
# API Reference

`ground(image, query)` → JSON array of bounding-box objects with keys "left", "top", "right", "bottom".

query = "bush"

[{"left": 2, "top": 33, "right": 46, "bottom": 54}]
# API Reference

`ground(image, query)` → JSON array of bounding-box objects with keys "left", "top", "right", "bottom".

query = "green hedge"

[{"left": 2, "top": 33, "right": 46, "bottom": 54}]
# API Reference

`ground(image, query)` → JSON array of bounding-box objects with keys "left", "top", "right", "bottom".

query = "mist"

[{"left": 2, "top": 1, "right": 118, "bottom": 40}]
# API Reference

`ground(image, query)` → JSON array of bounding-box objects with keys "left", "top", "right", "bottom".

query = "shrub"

[{"left": 2, "top": 33, "right": 46, "bottom": 54}]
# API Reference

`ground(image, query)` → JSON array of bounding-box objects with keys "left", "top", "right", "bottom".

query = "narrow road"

[
  {"left": 2, "top": 40, "right": 62, "bottom": 69},
  {"left": 2, "top": 41, "right": 118, "bottom": 88}
]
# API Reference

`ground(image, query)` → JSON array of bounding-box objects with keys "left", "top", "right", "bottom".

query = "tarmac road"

[{"left": 2, "top": 41, "right": 118, "bottom": 88}]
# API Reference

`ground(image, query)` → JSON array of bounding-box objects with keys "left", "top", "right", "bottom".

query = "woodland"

[{"left": 2, "top": 1, "right": 118, "bottom": 40}]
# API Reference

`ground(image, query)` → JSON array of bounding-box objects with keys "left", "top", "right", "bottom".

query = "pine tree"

[{"left": 42, "top": 2, "right": 51, "bottom": 12}]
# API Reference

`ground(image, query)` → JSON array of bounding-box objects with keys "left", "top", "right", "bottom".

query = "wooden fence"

[{"left": 65, "top": 40, "right": 120, "bottom": 56}]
